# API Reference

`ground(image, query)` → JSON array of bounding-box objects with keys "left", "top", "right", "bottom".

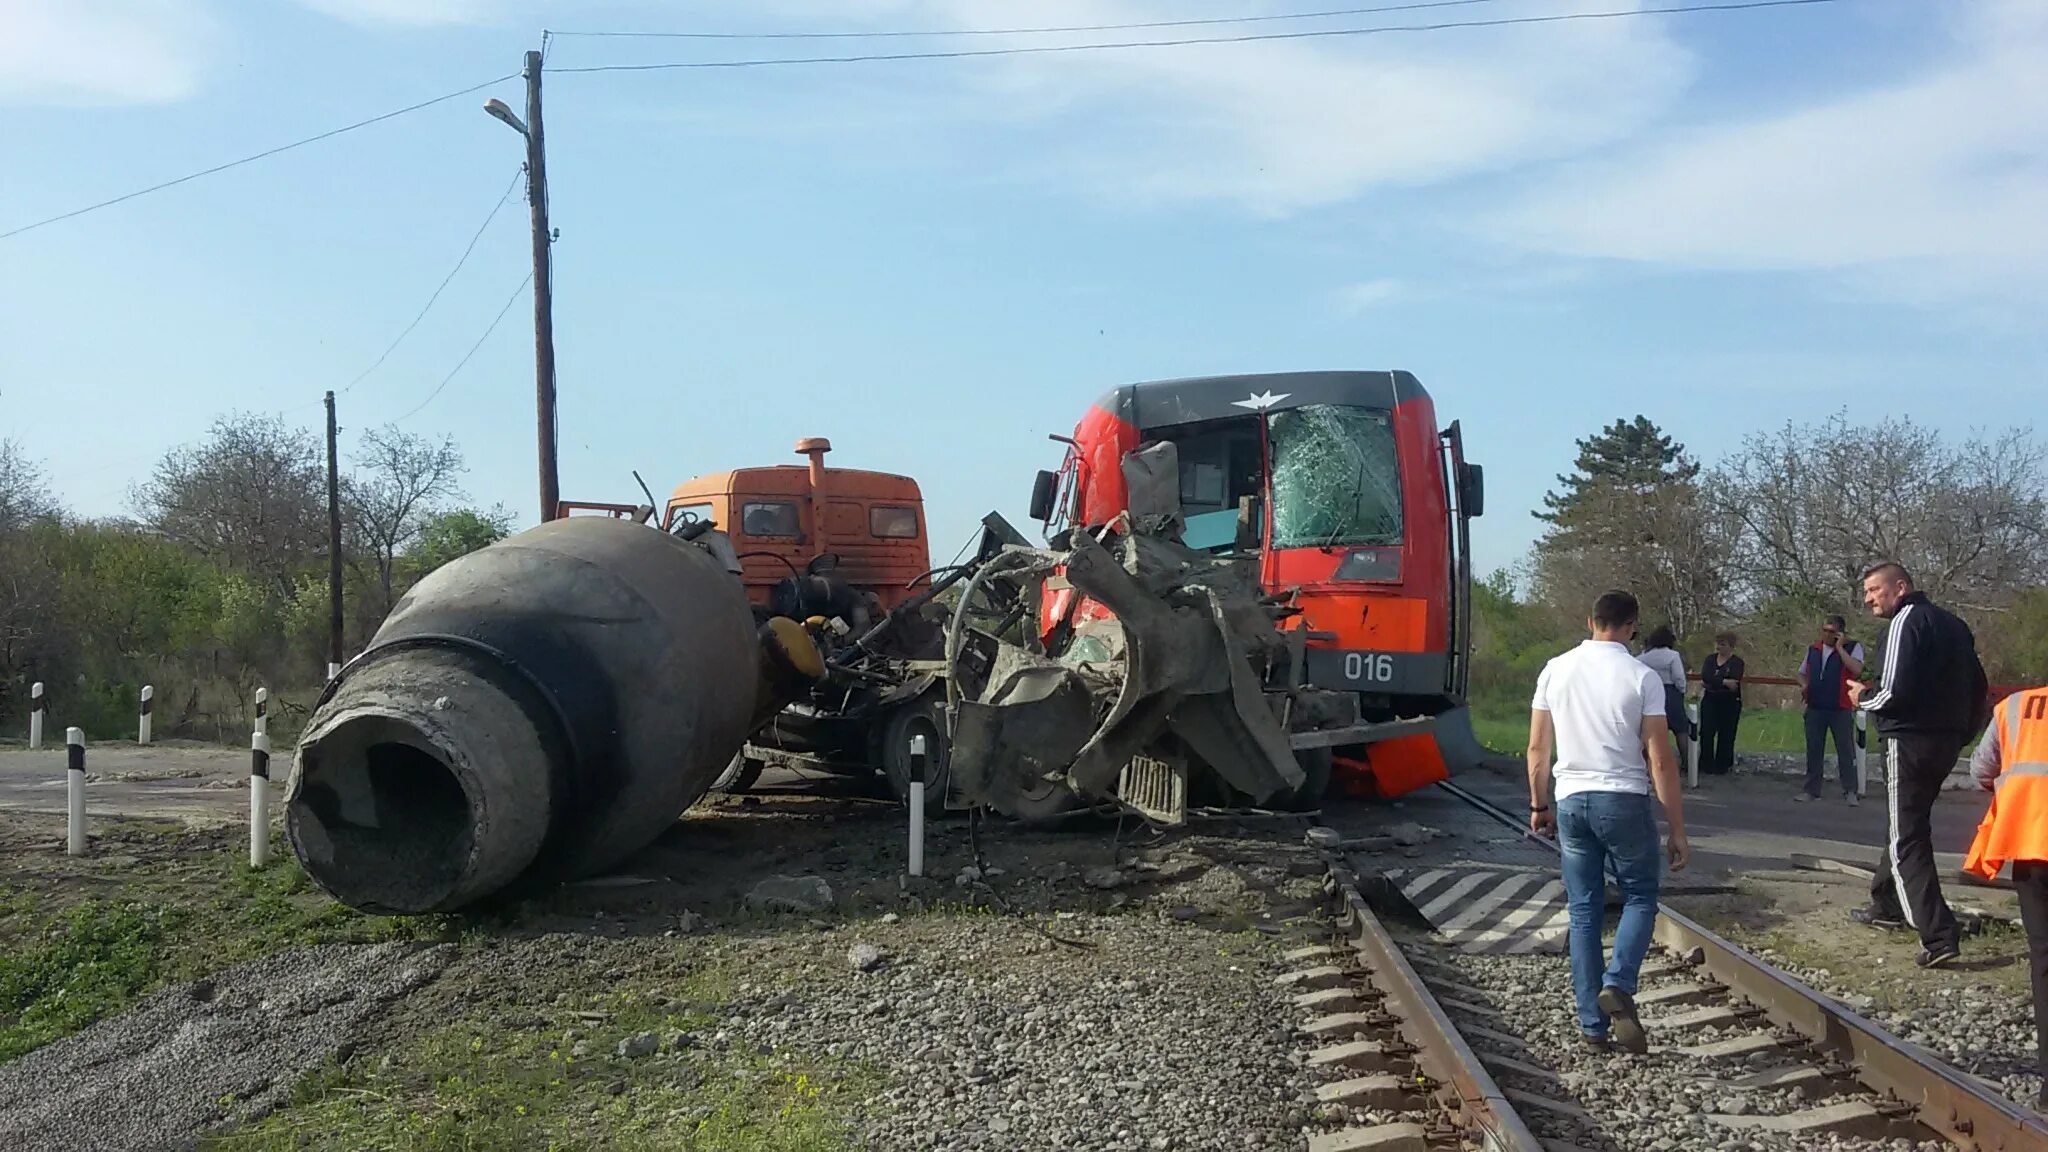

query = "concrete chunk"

[
  {"left": 1286, "top": 944, "right": 1343, "bottom": 964},
  {"left": 1276, "top": 965, "right": 1356, "bottom": 991},
  {"left": 1307, "top": 1122, "right": 1429, "bottom": 1152},
  {"left": 1295, "top": 987, "right": 1370, "bottom": 1013},
  {"left": 1300, "top": 1012, "right": 1383, "bottom": 1038},
  {"left": 1706, "top": 1101, "right": 1893, "bottom": 1138},
  {"left": 1307, "top": 1039, "right": 1401, "bottom": 1072},
  {"left": 1677, "top": 1034, "right": 1790, "bottom": 1059},
  {"left": 1315, "top": 1074, "right": 1416, "bottom": 1108},
  {"left": 1635, "top": 982, "right": 1723, "bottom": 1008}
]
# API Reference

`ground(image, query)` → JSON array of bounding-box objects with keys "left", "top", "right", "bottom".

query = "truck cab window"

[
  {"left": 668, "top": 502, "right": 717, "bottom": 534},
  {"left": 740, "top": 501, "right": 800, "bottom": 538}
]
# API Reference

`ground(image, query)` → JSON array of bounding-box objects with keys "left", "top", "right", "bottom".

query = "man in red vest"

[{"left": 1965, "top": 686, "right": 2048, "bottom": 1110}]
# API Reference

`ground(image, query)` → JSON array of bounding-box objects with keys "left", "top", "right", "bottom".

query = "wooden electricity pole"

[
  {"left": 325, "top": 390, "right": 344, "bottom": 677},
  {"left": 523, "top": 49, "right": 559, "bottom": 523}
]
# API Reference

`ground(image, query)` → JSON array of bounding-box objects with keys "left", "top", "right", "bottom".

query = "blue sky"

[{"left": 3, "top": 0, "right": 2044, "bottom": 580}]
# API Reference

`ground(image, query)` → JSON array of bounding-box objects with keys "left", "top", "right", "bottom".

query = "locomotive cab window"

[
  {"left": 870, "top": 505, "right": 919, "bottom": 539},
  {"left": 740, "top": 501, "right": 800, "bottom": 538},
  {"left": 1269, "top": 405, "right": 1403, "bottom": 549},
  {"left": 1151, "top": 417, "right": 1263, "bottom": 554}
]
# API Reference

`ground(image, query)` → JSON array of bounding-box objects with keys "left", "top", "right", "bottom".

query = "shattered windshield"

[{"left": 1268, "top": 404, "right": 1403, "bottom": 548}]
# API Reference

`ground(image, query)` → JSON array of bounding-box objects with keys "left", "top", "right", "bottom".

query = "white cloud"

[
  {"left": 1334, "top": 278, "right": 1407, "bottom": 313},
  {"left": 291, "top": 0, "right": 495, "bottom": 27},
  {"left": 0, "top": 0, "right": 212, "bottom": 106},
  {"left": 1500, "top": 1, "right": 2048, "bottom": 301},
  {"left": 641, "top": 0, "right": 1696, "bottom": 214}
]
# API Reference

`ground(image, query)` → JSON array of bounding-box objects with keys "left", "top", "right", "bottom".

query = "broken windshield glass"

[{"left": 1268, "top": 405, "right": 1403, "bottom": 548}]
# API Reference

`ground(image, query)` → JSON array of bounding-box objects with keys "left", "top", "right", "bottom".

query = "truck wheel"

[
  {"left": 1279, "top": 747, "right": 1332, "bottom": 811},
  {"left": 882, "top": 698, "right": 952, "bottom": 819},
  {"left": 711, "top": 750, "right": 765, "bottom": 794}
]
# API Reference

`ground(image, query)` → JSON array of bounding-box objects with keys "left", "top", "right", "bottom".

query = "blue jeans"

[
  {"left": 1558, "top": 790, "right": 1662, "bottom": 1037},
  {"left": 1804, "top": 708, "right": 1856, "bottom": 796}
]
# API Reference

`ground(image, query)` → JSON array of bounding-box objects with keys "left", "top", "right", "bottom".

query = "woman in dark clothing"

[{"left": 1698, "top": 632, "right": 1744, "bottom": 775}]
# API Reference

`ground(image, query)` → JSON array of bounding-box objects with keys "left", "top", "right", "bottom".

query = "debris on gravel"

[
  {"left": 744, "top": 874, "right": 835, "bottom": 913},
  {"left": 847, "top": 941, "right": 886, "bottom": 972},
  {"left": 0, "top": 940, "right": 452, "bottom": 1152}
]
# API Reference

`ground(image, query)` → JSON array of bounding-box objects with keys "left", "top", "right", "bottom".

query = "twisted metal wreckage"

[{"left": 284, "top": 444, "right": 1377, "bottom": 912}]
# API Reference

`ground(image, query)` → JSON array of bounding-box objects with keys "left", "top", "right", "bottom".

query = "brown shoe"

[{"left": 1597, "top": 986, "right": 1648, "bottom": 1054}]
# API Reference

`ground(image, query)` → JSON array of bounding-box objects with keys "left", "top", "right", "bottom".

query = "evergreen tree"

[{"left": 1537, "top": 415, "right": 1700, "bottom": 525}]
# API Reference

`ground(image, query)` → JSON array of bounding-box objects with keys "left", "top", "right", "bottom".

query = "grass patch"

[
  {"left": 0, "top": 831, "right": 446, "bottom": 1064},
  {"left": 208, "top": 976, "right": 880, "bottom": 1152},
  {"left": 1470, "top": 702, "right": 1812, "bottom": 757}
]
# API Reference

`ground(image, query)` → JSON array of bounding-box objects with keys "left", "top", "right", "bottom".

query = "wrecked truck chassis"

[{"left": 938, "top": 530, "right": 1352, "bottom": 822}]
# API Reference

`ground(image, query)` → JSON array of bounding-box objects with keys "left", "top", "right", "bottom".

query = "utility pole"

[
  {"left": 325, "top": 391, "right": 344, "bottom": 679},
  {"left": 524, "top": 49, "right": 559, "bottom": 523}
]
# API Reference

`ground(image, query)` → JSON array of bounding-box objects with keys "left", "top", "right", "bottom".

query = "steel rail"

[
  {"left": 1437, "top": 779, "right": 2048, "bottom": 1151},
  {"left": 1321, "top": 851, "right": 1545, "bottom": 1152}
]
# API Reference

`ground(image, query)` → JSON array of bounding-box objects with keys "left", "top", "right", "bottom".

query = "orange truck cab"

[{"left": 663, "top": 438, "right": 932, "bottom": 619}]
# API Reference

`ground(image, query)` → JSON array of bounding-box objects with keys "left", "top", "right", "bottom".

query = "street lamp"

[{"left": 483, "top": 98, "right": 528, "bottom": 138}]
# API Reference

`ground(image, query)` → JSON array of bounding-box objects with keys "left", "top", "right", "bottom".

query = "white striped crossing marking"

[{"left": 1383, "top": 867, "right": 1570, "bottom": 955}]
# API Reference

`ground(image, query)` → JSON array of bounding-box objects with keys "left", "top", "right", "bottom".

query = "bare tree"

[
  {"left": 1712, "top": 413, "right": 2048, "bottom": 616},
  {"left": 134, "top": 414, "right": 326, "bottom": 598},
  {"left": 346, "top": 425, "right": 465, "bottom": 615},
  {"left": 0, "top": 439, "right": 58, "bottom": 534}
]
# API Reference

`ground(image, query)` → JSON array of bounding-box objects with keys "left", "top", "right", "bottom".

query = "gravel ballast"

[
  {"left": 0, "top": 940, "right": 452, "bottom": 1152},
  {"left": 1392, "top": 930, "right": 1955, "bottom": 1152},
  {"left": 706, "top": 912, "right": 1316, "bottom": 1151}
]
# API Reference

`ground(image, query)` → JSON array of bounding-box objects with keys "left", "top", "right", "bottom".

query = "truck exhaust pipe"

[{"left": 286, "top": 517, "right": 789, "bottom": 913}]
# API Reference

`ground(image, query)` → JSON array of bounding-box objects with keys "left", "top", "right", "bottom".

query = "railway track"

[{"left": 1280, "top": 782, "right": 2048, "bottom": 1152}]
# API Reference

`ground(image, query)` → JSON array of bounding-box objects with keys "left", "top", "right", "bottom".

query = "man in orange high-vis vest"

[{"left": 1964, "top": 686, "right": 2048, "bottom": 1110}]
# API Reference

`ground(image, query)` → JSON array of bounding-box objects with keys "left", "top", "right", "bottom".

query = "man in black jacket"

[{"left": 1847, "top": 561, "right": 1990, "bottom": 968}]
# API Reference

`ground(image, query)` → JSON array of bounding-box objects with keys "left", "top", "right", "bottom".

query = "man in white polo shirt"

[{"left": 1527, "top": 590, "right": 1690, "bottom": 1053}]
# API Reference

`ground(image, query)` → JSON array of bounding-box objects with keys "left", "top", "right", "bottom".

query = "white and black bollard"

[
  {"left": 249, "top": 731, "right": 272, "bottom": 868},
  {"left": 326, "top": 662, "right": 340, "bottom": 683},
  {"left": 1685, "top": 700, "right": 1700, "bottom": 788},
  {"left": 66, "top": 727, "right": 86, "bottom": 856},
  {"left": 253, "top": 687, "right": 269, "bottom": 738},
  {"left": 907, "top": 733, "right": 926, "bottom": 878},
  {"left": 28, "top": 681, "right": 44, "bottom": 750},
  {"left": 138, "top": 685, "right": 154, "bottom": 745}
]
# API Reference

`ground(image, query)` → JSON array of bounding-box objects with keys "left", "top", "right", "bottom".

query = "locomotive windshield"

[{"left": 1268, "top": 404, "right": 1403, "bottom": 548}]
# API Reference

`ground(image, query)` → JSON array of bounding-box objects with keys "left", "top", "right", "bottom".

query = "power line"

[
  {"left": 341, "top": 164, "right": 525, "bottom": 396},
  {"left": 393, "top": 271, "right": 533, "bottom": 423},
  {"left": 544, "top": 0, "right": 1849, "bottom": 74},
  {"left": 0, "top": 73, "right": 519, "bottom": 243},
  {"left": 550, "top": 0, "right": 1504, "bottom": 40}
]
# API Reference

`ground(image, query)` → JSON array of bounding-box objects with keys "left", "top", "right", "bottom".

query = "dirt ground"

[
  {"left": 5, "top": 742, "right": 2037, "bottom": 1145},
  {"left": 0, "top": 771, "right": 1332, "bottom": 1151}
]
